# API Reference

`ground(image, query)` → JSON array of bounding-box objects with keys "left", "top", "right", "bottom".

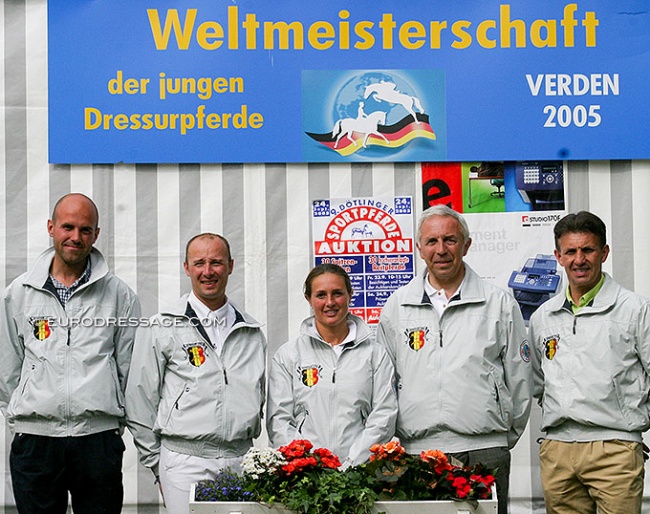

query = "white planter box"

[{"left": 189, "top": 484, "right": 497, "bottom": 514}]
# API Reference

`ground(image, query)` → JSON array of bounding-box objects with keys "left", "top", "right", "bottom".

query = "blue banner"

[{"left": 48, "top": 1, "right": 650, "bottom": 163}]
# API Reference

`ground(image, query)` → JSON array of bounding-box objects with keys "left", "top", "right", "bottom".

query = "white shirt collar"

[
  {"left": 423, "top": 273, "right": 464, "bottom": 318},
  {"left": 188, "top": 290, "right": 233, "bottom": 326}
]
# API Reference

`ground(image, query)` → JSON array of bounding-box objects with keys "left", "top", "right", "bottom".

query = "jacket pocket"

[
  {"left": 613, "top": 376, "right": 650, "bottom": 430},
  {"left": 7, "top": 362, "right": 36, "bottom": 417},
  {"left": 8, "top": 360, "right": 62, "bottom": 420},
  {"left": 108, "top": 358, "right": 125, "bottom": 410},
  {"left": 162, "top": 383, "right": 188, "bottom": 428},
  {"left": 488, "top": 370, "right": 513, "bottom": 427}
]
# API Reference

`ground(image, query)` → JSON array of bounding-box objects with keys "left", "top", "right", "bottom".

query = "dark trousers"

[
  {"left": 448, "top": 446, "right": 511, "bottom": 514},
  {"left": 10, "top": 430, "right": 125, "bottom": 514}
]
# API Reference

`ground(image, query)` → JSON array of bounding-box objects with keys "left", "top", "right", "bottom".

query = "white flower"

[{"left": 242, "top": 447, "right": 285, "bottom": 479}]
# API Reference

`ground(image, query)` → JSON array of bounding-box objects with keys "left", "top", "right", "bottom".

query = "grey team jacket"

[
  {"left": 529, "top": 273, "right": 650, "bottom": 443},
  {"left": 0, "top": 247, "right": 141, "bottom": 436},
  {"left": 267, "top": 314, "right": 397, "bottom": 467},
  {"left": 125, "top": 295, "right": 266, "bottom": 476},
  {"left": 376, "top": 265, "right": 532, "bottom": 453}
]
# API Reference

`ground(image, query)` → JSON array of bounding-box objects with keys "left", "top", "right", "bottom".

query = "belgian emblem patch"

[
  {"left": 544, "top": 336, "right": 559, "bottom": 360},
  {"left": 405, "top": 327, "right": 429, "bottom": 351},
  {"left": 299, "top": 365, "right": 322, "bottom": 387},
  {"left": 31, "top": 318, "right": 52, "bottom": 341},
  {"left": 184, "top": 343, "right": 207, "bottom": 367}
]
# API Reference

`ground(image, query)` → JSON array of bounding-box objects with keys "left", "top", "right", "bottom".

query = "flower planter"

[{"left": 189, "top": 484, "right": 498, "bottom": 514}]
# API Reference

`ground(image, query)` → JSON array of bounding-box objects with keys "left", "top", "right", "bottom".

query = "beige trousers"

[{"left": 539, "top": 439, "right": 644, "bottom": 514}]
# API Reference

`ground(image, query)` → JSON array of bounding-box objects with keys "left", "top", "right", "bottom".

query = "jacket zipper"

[{"left": 65, "top": 324, "right": 72, "bottom": 435}]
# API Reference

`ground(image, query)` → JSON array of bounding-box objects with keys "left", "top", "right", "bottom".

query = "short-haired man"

[
  {"left": 529, "top": 211, "right": 650, "bottom": 514},
  {"left": 377, "top": 205, "right": 532, "bottom": 514},
  {"left": 126, "top": 233, "right": 266, "bottom": 514},
  {"left": 0, "top": 193, "right": 141, "bottom": 513}
]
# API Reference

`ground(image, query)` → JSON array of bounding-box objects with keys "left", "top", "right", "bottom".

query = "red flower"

[
  {"left": 452, "top": 476, "right": 471, "bottom": 498},
  {"left": 475, "top": 474, "right": 495, "bottom": 488},
  {"left": 276, "top": 440, "right": 343, "bottom": 476},
  {"left": 279, "top": 439, "right": 313, "bottom": 459},
  {"left": 314, "top": 447, "right": 341, "bottom": 469},
  {"left": 282, "top": 463, "right": 297, "bottom": 474}
]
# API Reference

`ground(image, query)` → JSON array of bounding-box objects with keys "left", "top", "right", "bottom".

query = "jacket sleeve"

[
  {"left": 0, "top": 287, "right": 23, "bottom": 430},
  {"left": 503, "top": 298, "right": 533, "bottom": 448},
  {"left": 125, "top": 321, "right": 167, "bottom": 477},
  {"left": 527, "top": 310, "right": 546, "bottom": 404},
  {"left": 114, "top": 289, "right": 141, "bottom": 394},
  {"left": 634, "top": 300, "right": 650, "bottom": 378},
  {"left": 266, "top": 345, "right": 296, "bottom": 448},
  {"left": 375, "top": 297, "right": 399, "bottom": 367},
  {"left": 345, "top": 345, "right": 397, "bottom": 467}
]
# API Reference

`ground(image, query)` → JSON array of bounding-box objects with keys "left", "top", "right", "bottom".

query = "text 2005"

[{"left": 543, "top": 104, "right": 601, "bottom": 128}]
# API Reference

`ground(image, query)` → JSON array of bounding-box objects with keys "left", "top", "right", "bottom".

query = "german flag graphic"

[{"left": 306, "top": 113, "right": 436, "bottom": 157}]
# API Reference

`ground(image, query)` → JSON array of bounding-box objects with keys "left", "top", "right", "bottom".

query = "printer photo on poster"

[
  {"left": 312, "top": 196, "right": 415, "bottom": 326},
  {"left": 422, "top": 161, "right": 568, "bottom": 323}
]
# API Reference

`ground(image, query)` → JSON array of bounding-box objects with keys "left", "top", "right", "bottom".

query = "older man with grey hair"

[{"left": 377, "top": 205, "right": 532, "bottom": 514}]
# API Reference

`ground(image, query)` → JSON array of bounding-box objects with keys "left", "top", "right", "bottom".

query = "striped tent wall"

[{"left": 2, "top": 1, "right": 650, "bottom": 512}]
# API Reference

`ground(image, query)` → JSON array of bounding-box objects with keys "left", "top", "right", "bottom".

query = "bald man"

[{"left": 0, "top": 193, "right": 141, "bottom": 514}]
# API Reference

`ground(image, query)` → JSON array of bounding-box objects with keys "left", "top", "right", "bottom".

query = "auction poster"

[
  {"left": 422, "top": 161, "right": 569, "bottom": 322},
  {"left": 312, "top": 196, "right": 415, "bottom": 325},
  {"left": 48, "top": 1, "right": 650, "bottom": 163}
]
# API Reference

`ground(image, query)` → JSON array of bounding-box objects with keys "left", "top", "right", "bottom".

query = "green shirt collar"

[{"left": 566, "top": 273, "right": 605, "bottom": 314}]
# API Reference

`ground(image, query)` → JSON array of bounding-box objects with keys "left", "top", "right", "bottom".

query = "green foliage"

[{"left": 272, "top": 467, "right": 377, "bottom": 514}]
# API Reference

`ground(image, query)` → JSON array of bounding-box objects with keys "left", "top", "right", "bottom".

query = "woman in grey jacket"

[{"left": 267, "top": 263, "right": 397, "bottom": 467}]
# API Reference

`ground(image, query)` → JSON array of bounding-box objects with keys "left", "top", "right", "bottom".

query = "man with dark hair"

[
  {"left": 377, "top": 205, "right": 532, "bottom": 514},
  {"left": 0, "top": 193, "right": 141, "bottom": 514},
  {"left": 126, "top": 233, "right": 266, "bottom": 514},
  {"left": 530, "top": 210, "right": 650, "bottom": 514},
  {"left": 553, "top": 210, "right": 607, "bottom": 249}
]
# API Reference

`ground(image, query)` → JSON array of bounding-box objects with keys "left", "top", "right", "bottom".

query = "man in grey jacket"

[
  {"left": 529, "top": 211, "right": 650, "bottom": 514},
  {"left": 377, "top": 205, "right": 532, "bottom": 514},
  {"left": 126, "top": 233, "right": 266, "bottom": 514},
  {"left": 0, "top": 193, "right": 141, "bottom": 514}
]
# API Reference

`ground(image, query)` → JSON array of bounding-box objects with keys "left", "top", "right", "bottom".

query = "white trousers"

[{"left": 159, "top": 445, "right": 244, "bottom": 514}]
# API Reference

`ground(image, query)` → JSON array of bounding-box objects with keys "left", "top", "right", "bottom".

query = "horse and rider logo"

[
  {"left": 365, "top": 81, "right": 425, "bottom": 125},
  {"left": 306, "top": 76, "right": 437, "bottom": 156}
]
